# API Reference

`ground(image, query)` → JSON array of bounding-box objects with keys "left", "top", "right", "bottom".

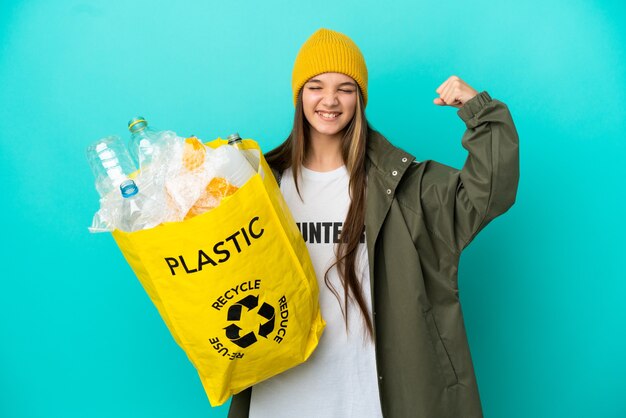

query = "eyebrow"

[{"left": 307, "top": 79, "right": 356, "bottom": 87}]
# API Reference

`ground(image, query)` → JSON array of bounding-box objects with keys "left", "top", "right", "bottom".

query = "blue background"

[{"left": 1, "top": 1, "right": 624, "bottom": 417}]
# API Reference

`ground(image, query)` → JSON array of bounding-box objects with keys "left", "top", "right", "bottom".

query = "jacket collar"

[
  {"left": 364, "top": 130, "right": 416, "bottom": 312},
  {"left": 365, "top": 129, "right": 416, "bottom": 186},
  {"left": 364, "top": 129, "right": 416, "bottom": 247}
]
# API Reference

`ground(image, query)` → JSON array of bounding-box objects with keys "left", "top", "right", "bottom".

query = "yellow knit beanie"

[{"left": 292, "top": 28, "right": 368, "bottom": 107}]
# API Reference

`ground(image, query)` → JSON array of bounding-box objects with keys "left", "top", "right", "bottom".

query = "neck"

[{"left": 304, "top": 130, "right": 344, "bottom": 171}]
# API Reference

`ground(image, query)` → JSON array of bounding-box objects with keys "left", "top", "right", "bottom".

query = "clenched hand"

[{"left": 433, "top": 76, "right": 478, "bottom": 109}]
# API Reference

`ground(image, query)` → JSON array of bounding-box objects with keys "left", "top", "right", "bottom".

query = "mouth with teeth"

[{"left": 316, "top": 111, "right": 342, "bottom": 121}]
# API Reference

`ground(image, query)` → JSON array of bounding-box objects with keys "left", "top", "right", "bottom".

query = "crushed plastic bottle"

[
  {"left": 116, "top": 179, "right": 161, "bottom": 232},
  {"left": 86, "top": 136, "right": 137, "bottom": 232},
  {"left": 86, "top": 135, "right": 136, "bottom": 198},
  {"left": 131, "top": 128, "right": 184, "bottom": 222},
  {"left": 128, "top": 116, "right": 163, "bottom": 170},
  {"left": 227, "top": 133, "right": 260, "bottom": 172},
  {"left": 212, "top": 141, "right": 257, "bottom": 187}
]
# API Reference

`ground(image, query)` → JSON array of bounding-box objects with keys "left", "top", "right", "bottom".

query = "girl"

[{"left": 229, "top": 28, "right": 519, "bottom": 418}]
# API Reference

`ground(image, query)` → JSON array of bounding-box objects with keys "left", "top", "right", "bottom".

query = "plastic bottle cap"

[
  {"left": 128, "top": 117, "right": 148, "bottom": 133},
  {"left": 120, "top": 179, "right": 139, "bottom": 197},
  {"left": 227, "top": 133, "right": 242, "bottom": 144}
]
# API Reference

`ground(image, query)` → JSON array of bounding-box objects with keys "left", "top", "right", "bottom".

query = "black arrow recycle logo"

[{"left": 224, "top": 295, "right": 275, "bottom": 348}]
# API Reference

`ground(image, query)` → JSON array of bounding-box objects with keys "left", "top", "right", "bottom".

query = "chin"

[
  {"left": 318, "top": 127, "right": 343, "bottom": 136},
  {"left": 310, "top": 123, "right": 349, "bottom": 138}
]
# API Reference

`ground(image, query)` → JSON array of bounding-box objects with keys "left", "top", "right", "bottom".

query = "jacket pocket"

[{"left": 422, "top": 308, "right": 459, "bottom": 388}]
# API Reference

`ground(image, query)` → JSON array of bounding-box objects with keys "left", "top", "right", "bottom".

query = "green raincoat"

[{"left": 229, "top": 91, "right": 520, "bottom": 417}]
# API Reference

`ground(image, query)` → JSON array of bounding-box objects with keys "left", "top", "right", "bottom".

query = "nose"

[{"left": 321, "top": 91, "right": 339, "bottom": 107}]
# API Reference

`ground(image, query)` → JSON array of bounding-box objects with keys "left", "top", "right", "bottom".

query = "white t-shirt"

[{"left": 248, "top": 164, "right": 383, "bottom": 418}]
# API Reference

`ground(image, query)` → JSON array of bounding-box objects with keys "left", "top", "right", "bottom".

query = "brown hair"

[{"left": 265, "top": 86, "right": 374, "bottom": 340}]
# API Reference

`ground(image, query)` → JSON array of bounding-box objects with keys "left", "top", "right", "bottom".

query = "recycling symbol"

[{"left": 224, "top": 295, "right": 275, "bottom": 348}]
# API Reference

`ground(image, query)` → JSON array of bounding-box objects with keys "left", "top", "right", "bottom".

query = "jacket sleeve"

[{"left": 419, "top": 91, "right": 520, "bottom": 252}]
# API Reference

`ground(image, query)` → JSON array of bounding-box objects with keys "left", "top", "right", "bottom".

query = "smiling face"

[{"left": 301, "top": 72, "right": 358, "bottom": 142}]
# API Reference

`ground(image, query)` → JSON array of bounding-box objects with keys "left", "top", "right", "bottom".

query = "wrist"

[{"left": 457, "top": 91, "right": 493, "bottom": 123}]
